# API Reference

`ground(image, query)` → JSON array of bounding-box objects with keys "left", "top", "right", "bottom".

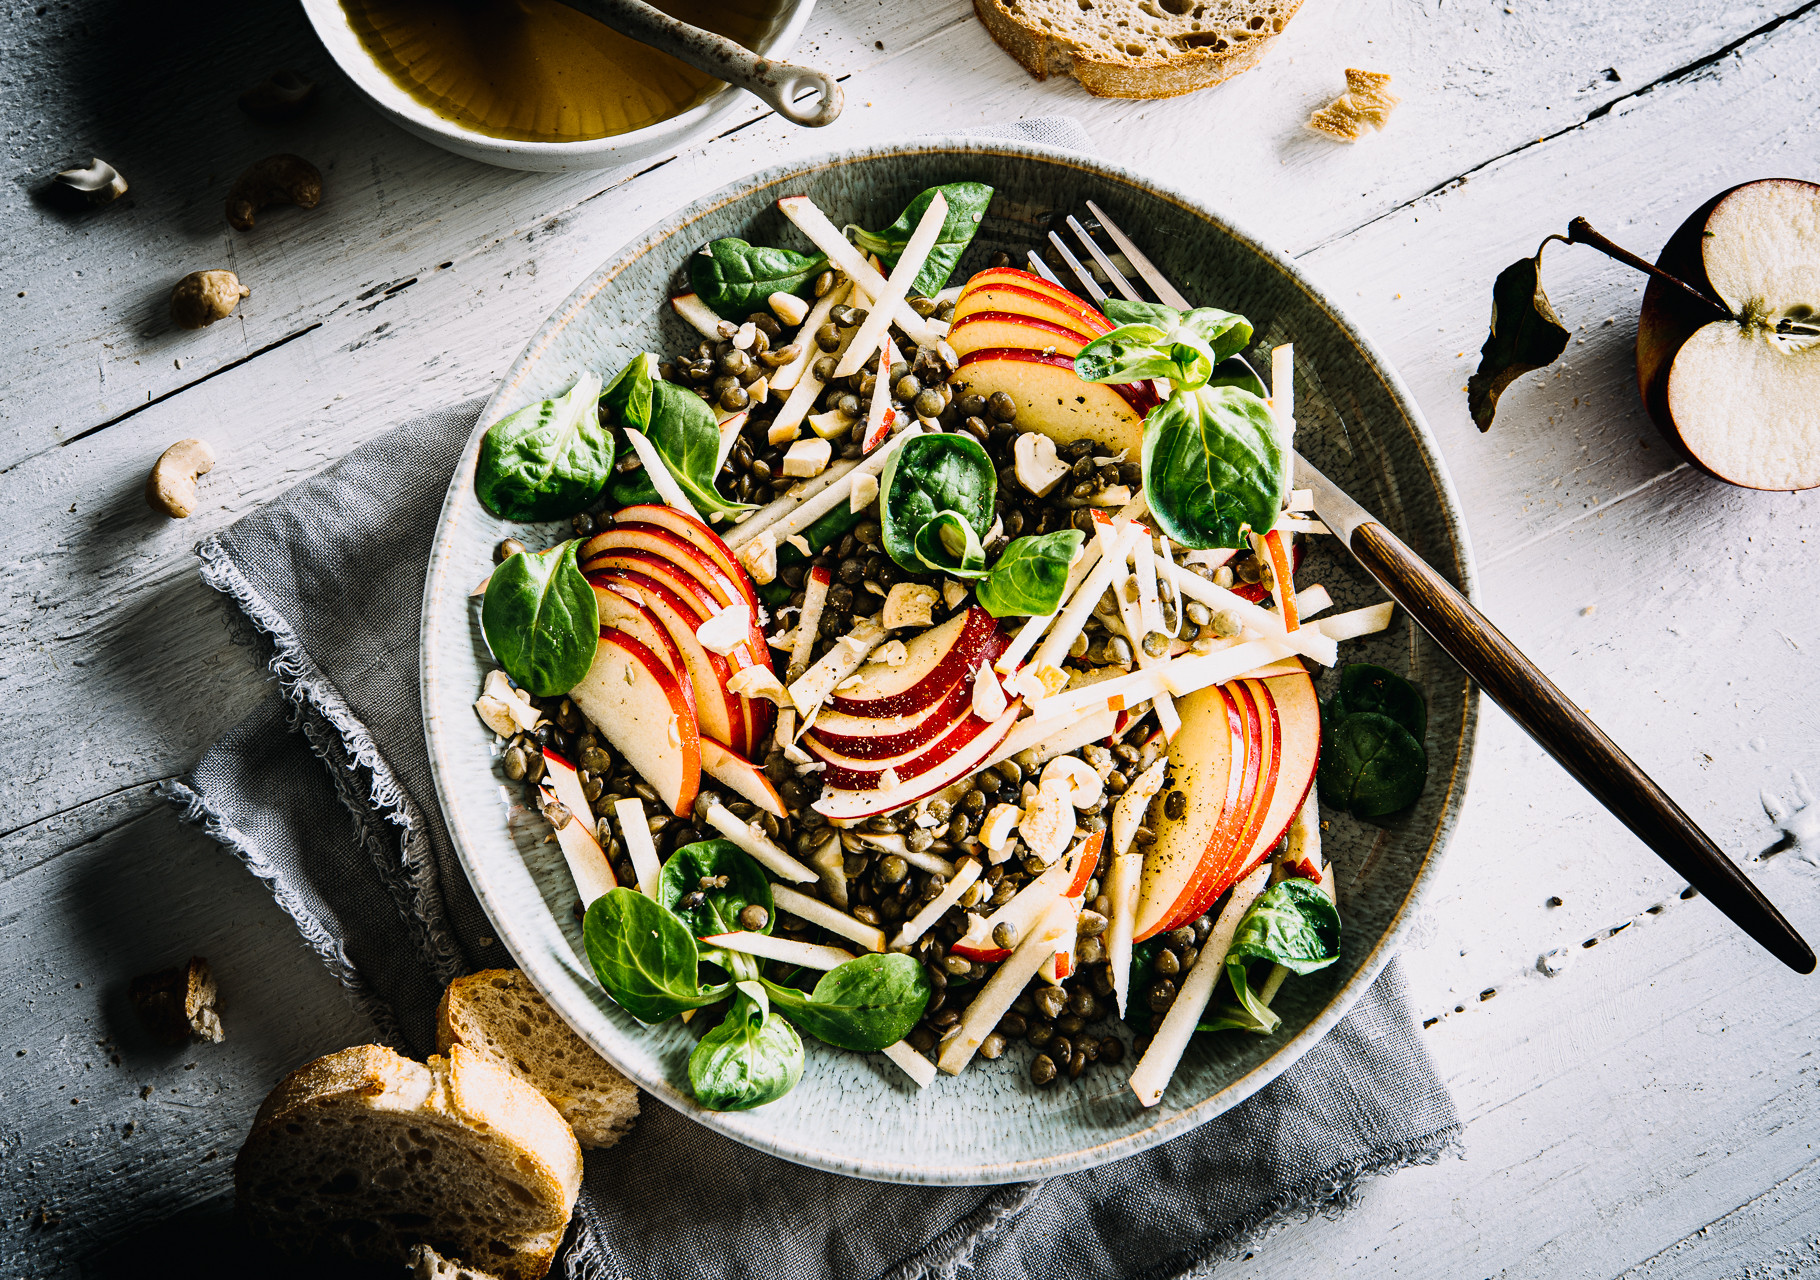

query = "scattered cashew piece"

[
  {"left": 226, "top": 154, "right": 322, "bottom": 231},
  {"left": 169, "top": 270, "right": 250, "bottom": 329},
  {"left": 55, "top": 158, "right": 127, "bottom": 204},
  {"left": 238, "top": 70, "right": 316, "bottom": 121},
  {"left": 146, "top": 439, "right": 217, "bottom": 518}
]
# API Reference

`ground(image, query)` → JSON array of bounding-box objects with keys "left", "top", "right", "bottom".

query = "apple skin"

[
  {"left": 699, "top": 736, "right": 787, "bottom": 818},
  {"left": 610, "top": 504, "right": 757, "bottom": 611},
  {"left": 588, "top": 568, "right": 748, "bottom": 757},
  {"left": 1636, "top": 179, "right": 1820, "bottom": 491},
  {"left": 963, "top": 268, "right": 1114, "bottom": 326},
  {"left": 806, "top": 706, "right": 1003, "bottom": 791},
  {"left": 953, "top": 282, "right": 1113, "bottom": 337},
  {"left": 813, "top": 702, "right": 1023, "bottom": 823},
  {"left": 826, "top": 607, "right": 1001, "bottom": 718},
  {"left": 808, "top": 677, "right": 973, "bottom": 760},
  {"left": 948, "top": 311, "right": 1100, "bottom": 361}
]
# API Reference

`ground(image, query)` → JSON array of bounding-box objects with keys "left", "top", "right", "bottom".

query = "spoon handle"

[{"left": 556, "top": 0, "right": 843, "bottom": 127}]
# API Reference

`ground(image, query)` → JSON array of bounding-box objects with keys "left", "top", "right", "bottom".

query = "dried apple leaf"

[{"left": 1467, "top": 248, "right": 1571, "bottom": 431}]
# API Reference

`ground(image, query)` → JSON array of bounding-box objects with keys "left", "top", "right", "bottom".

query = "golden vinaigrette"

[{"left": 343, "top": 0, "right": 786, "bottom": 142}]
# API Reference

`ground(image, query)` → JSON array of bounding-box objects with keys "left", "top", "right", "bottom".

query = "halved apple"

[
  {"left": 953, "top": 349, "right": 1158, "bottom": 458},
  {"left": 953, "top": 282, "right": 1112, "bottom": 338},
  {"left": 700, "top": 736, "right": 787, "bottom": 818},
  {"left": 814, "top": 702, "right": 1024, "bottom": 822},
  {"left": 588, "top": 568, "right": 747, "bottom": 756},
  {"left": 592, "top": 584, "right": 697, "bottom": 724},
  {"left": 961, "top": 269, "right": 1115, "bottom": 327},
  {"left": 1132, "top": 682, "right": 1259, "bottom": 942},
  {"left": 948, "top": 311, "right": 1099, "bottom": 361},
  {"left": 569, "top": 629, "right": 701, "bottom": 817},
  {"left": 610, "top": 504, "right": 758, "bottom": 611},
  {"left": 826, "top": 607, "right": 1001, "bottom": 718}
]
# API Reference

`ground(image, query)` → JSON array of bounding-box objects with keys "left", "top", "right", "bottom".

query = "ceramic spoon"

[{"left": 555, "top": 0, "right": 843, "bottom": 127}]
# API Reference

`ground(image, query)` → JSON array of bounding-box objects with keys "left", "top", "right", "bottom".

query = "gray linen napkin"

[
  {"left": 162, "top": 113, "right": 1459, "bottom": 1279},
  {"left": 164, "top": 398, "right": 1460, "bottom": 1280}
]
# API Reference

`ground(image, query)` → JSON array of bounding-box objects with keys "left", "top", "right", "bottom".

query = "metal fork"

[{"left": 1041, "top": 205, "right": 1814, "bottom": 975}]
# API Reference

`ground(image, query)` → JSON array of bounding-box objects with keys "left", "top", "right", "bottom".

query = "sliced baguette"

[
  {"left": 973, "top": 0, "right": 1302, "bottom": 99},
  {"left": 437, "top": 968, "right": 640, "bottom": 1150},
  {"left": 234, "top": 1043, "right": 581, "bottom": 1280}
]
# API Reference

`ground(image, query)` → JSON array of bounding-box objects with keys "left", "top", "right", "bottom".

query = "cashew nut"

[
  {"left": 169, "top": 270, "right": 250, "bottom": 329},
  {"left": 54, "top": 157, "right": 128, "bottom": 205},
  {"left": 146, "top": 439, "right": 217, "bottom": 518},
  {"left": 226, "top": 154, "right": 321, "bottom": 231},
  {"left": 238, "top": 70, "right": 316, "bottom": 122}
]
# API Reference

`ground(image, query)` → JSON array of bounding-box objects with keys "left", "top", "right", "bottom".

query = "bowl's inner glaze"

[{"left": 421, "top": 141, "right": 1476, "bottom": 1184}]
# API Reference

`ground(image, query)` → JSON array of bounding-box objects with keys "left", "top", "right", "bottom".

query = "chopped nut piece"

[{"left": 883, "top": 582, "right": 939, "bottom": 630}]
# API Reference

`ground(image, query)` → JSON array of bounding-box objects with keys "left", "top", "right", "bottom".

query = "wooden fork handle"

[{"left": 1349, "top": 520, "right": 1815, "bottom": 974}]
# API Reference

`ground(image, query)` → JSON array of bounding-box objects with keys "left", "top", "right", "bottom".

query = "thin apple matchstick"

[
  {"left": 775, "top": 195, "right": 940, "bottom": 347},
  {"left": 1128, "top": 861, "right": 1273, "bottom": 1108},
  {"left": 833, "top": 193, "right": 948, "bottom": 379}
]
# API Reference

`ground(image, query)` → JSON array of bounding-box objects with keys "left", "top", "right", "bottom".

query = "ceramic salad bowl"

[{"left": 419, "top": 137, "right": 1478, "bottom": 1184}]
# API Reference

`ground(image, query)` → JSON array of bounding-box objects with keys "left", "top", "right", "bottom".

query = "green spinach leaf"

[
  {"left": 1334, "top": 664, "right": 1427, "bottom": 741},
  {"left": 658, "top": 839, "right": 775, "bottom": 969},
  {"left": 610, "top": 380, "right": 752, "bottom": 517},
  {"left": 1081, "top": 302, "right": 1254, "bottom": 390},
  {"left": 912, "top": 510, "right": 988, "bottom": 578},
  {"left": 582, "top": 888, "right": 729, "bottom": 1023},
  {"left": 475, "top": 371, "right": 611, "bottom": 521},
  {"left": 1198, "top": 879, "right": 1341, "bottom": 1035},
  {"left": 688, "top": 982, "right": 804, "bottom": 1111},
  {"left": 1318, "top": 709, "right": 1427, "bottom": 819},
  {"left": 1206, "top": 355, "right": 1267, "bottom": 399},
  {"left": 690, "top": 239, "right": 827, "bottom": 322},
  {"left": 847, "top": 182, "right": 994, "bottom": 297},
  {"left": 600, "top": 352, "right": 657, "bottom": 432},
  {"left": 879, "top": 433, "right": 996, "bottom": 575},
  {"left": 480, "top": 540, "right": 599, "bottom": 697},
  {"left": 976, "top": 529, "right": 1084, "bottom": 617},
  {"left": 1141, "top": 384, "right": 1286, "bottom": 549},
  {"left": 1467, "top": 246, "right": 1570, "bottom": 432},
  {"left": 762, "top": 953, "right": 931, "bottom": 1052}
]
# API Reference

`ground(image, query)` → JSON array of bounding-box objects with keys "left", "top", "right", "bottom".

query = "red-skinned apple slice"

[
  {"left": 948, "top": 311, "right": 1099, "bottom": 360},
  {"left": 954, "top": 349, "right": 1159, "bottom": 458},
  {"left": 610, "top": 504, "right": 757, "bottom": 611},
  {"left": 806, "top": 706, "right": 1004, "bottom": 792},
  {"left": 953, "top": 282, "right": 1112, "bottom": 337},
  {"left": 813, "top": 702, "right": 1023, "bottom": 823},
  {"left": 699, "top": 736, "right": 787, "bottom": 818},
  {"left": 538, "top": 750, "right": 616, "bottom": 903},
  {"left": 826, "top": 607, "right": 1000, "bottom": 718},
  {"left": 569, "top": 629, "right": 700, "bottom": 817},
  {"left": 588, "top": 569, "right": 746, "bottom": 756},
  {"left": 592, "top": 585, "right": 696, "bottom": 724},
  {"left": 1233, "top": 671, "right": 1321, "bottom": 872},
  {"left": 808, "top": 677, "right": 972, "bottom": 759},
  {"left": 581, "top": 525, "right": 744, "bottom": 614},
  {"left": 1132, "top": 683, "right": 1257, "bottom": 942},
  {"left": 961, "top": 268, "right": 1114, "bottom": 325}
]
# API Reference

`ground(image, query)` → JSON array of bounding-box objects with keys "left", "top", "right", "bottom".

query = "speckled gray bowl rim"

[{"left": 420, "top": 137, "right": 1481, "bottom": 1185}]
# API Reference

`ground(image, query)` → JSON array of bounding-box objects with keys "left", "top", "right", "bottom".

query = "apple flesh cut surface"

[
  {"left": 806, "top": 706, "right": 1004, "bottom": 791},
  {"left": 591, "top": 585, "right": 697, "bottom": 724},
  {"left": 1637, "top": 178, "right": 1820, "bottom": 491},
  {"left": 953, "top": 350, "right": 1157, "bottom": 460},
  {"left": 807, "top": 677, "right": 973, "bottom": 759},
  {"left": 947, "top": 311, "right": 1099, "bottom": 361},
  {"left": 699, "top": 736, "right": 786, "bottom": 818},
  {"left": 962, "top": 268, "right": 1115, "bottom": 324},
  {"left": 582, "top": 526, "right": 765, "bottom": 658},
  {"left": 568, "top": 630, "right": 701, "bottom": 818},
  {"left": 589, "top": 569, "right": 748, "bottom": 757},
  {"left": 813, "top": 702, "right": 1023, "bottom": 822},
  {"left": 953, "top": 282, "right": 1111, "bottom": 338}
]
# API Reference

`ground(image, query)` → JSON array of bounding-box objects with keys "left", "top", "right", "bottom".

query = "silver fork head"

[{"left": 1048, "top": 204, "right": 1194, "bottom": 311}]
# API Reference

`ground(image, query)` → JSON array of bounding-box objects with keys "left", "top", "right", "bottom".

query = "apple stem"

[{"left": 1564, "top": 217, "right": 1731, "bottom": 320}]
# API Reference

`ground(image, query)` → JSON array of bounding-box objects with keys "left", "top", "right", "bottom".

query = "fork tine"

[
  {"left": 1065, "top": 216, "right": 1144, "bottom": 303},
  {"left": 1084, "top": 201, "right": 1192, "bottom": 310},
  {"left": 1045, "top": 231, "right": 1108, "bottom": 304},
  {"left": 1025, "top": 249, "right": 1067, "bottom": 290}
]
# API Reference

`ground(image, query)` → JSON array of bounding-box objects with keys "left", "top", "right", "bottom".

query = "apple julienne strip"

[
  {"left": 696, "top": 930, "right": 854, "bottom": 971},
  {"left": 833, "top": 193, "right": 949, "bottom": 379},
  {"left": 1154, "top": 557, "right": 1339, "bottom": 667},
  {"left": 1014, "top": 638, "right": 1284, "bottom": 738},
  {"left": 775, "top": 195, "right": 940, "bottom": 347},
  {"left": 938, "top": 897, "right": 1073, "bottom": 1076},
  {"left": 731, "top": 426, "right": 922, "bottom": 559},
  {"left": 891, "top": 856, "right": 982, "bottom": 951},
  {"left": 772, "top": 882, "right": 887, "bottom": 953},
  {"left": 623, "top": 428, "right": 704, "bottom": 524},
  {"left": 769, "top": 279, "right": 851, "bottom": 392},
  {"left": 880, "top": 1039, "right": 938, "bottom": 1088},
  {"left": 614, "top": 797, "right": 663, "bottom": 899},
  {"left": 703, "top": 801, "right": 819, "bottom": 884},
  {"left": 1128, "top": 860, "right": 1274, "bottom": 1108},
  {"left": 1029, "top": 521, "right": 1145, "bottom": 676}
]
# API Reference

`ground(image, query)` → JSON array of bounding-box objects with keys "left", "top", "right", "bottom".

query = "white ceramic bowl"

[{"left": 301, "top": 0, "right": 820, "bottom": 172}]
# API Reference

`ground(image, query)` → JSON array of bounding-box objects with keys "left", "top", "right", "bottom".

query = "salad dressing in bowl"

[{"left": 341, "top": 0, "right": 790, "bottom": 143}]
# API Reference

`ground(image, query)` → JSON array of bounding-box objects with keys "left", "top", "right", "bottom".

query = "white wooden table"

[{"left": 5, "top": 0, "right": 1819, "bottom": 1274}]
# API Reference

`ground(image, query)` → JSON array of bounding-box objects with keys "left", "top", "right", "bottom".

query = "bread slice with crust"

[
  {"left": 437, "top": 969, "right": 639, "bottom": 1150},
  {"left": 234, "top": 1043, "right": 581, "bottom": 1280},
  {"left": 973, "top": 0, "right": 1301, "bottom": 99}
]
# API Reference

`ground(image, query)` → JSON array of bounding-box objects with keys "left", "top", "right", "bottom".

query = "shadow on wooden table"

[{"left": 81, "top": 1192, "right": 400, "bottom": 1280}]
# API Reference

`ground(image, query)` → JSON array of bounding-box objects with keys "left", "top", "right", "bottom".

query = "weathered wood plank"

[
  {"left": 2, "top": 0, "right": 1809, "bottom": 466},
  {"left": 0, "top": 794, "right": 375, "bottom": 1272}
]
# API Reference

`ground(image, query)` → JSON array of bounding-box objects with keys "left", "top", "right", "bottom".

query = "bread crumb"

[
  {"left": 129, "top": 957, "right": 224, "bottom": 1045},
  {"left": 1308, "top": 68, "right": 1400, "bottom": 141}
]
